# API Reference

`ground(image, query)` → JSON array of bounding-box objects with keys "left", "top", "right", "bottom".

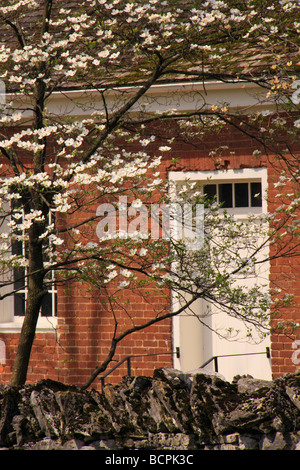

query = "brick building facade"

[{"left": 0, "top": 81, "right": 299, "bottom": 391}]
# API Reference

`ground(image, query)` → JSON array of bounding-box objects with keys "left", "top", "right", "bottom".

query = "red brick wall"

[
  {"left": 0, "top": 332, "right": 59, "bottom": 384},
  {"left": 0, "top": 291, "right": 173, "bottom": 391},
  {"left": 269, "top": 257, "right": 300, "bottom": 377},
  {"left": 267, "top": 160, "right": 300, "bottom": 378},
  {"left": 54, "top": 283, "right": 173, "bottom": 389}
]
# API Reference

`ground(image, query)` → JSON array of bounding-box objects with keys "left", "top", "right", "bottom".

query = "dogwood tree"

[{"left": 0, "top": 0, "right": 299, "bottom": 388}]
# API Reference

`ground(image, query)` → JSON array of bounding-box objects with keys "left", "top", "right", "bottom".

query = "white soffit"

[{"left": 9, "top": 80, "right": 272, "bottom": 120}]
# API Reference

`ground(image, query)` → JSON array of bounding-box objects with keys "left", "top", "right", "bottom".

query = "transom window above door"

[
  {"left": 204, "top": 181, "right": 262, "bottom": 208},
  {"left": 169, "top": 168, "right": 267, "bottom": 218}
]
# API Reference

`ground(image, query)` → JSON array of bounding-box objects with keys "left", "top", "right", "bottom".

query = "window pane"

[
  {"left": 12, "top": 240, "right": 22, "bottom": 256},
  {"left": 219, "top": 183, "right": 232, "bottom": 208},
  {"left": 14, "top": 293, "right": 25, "bottom": 316},
  {"left": 41, "top": 293, "right": 53, "bottom": 317},
  {"left": 203, "top": 184, "right": 217, "bottom": 205},
  {"left": 54, "top": 293, "right": 57, "bottom": 317},
  {"left": 235, "top": 183, "right": 249, "bottom": 207},
  {"left": 251, "top": 182, "right": 262, "bottom": 207},
  {"left": 13, "top": 267, "right": 25, "bottom": 290}
]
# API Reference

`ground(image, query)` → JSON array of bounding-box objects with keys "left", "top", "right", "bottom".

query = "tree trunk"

[
  {"left": 9, "top": 291, "right": 44, "bottom": 386},
  {"left": 10, "top": 222, "right": 46, "bottom": 387}
]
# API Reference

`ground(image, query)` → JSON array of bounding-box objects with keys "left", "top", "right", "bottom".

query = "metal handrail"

[
  {"left": 98, "top": 346, "right": 271, "bottom": 391},
  {"left": 199, "top": 347, "right": 271, "bottom": 373},
  {"left": 98, "top": 349, "right": 180, "bottom": 392}
]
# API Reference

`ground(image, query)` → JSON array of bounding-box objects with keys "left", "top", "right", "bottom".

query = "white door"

[{"left": 171, "top": 168, "right": 272, "bottom": 381}]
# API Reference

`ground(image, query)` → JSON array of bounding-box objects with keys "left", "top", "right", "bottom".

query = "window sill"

[{"left": 0, "top": 316, "right": 57, "bottom": 333}]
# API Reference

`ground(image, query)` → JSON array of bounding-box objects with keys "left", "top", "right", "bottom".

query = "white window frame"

[
  {"left": 0, "top": 208, "right": 57, "bottom": 332},
  {"left": 169, "top": 167, "right": 268, "bottom": 215}
]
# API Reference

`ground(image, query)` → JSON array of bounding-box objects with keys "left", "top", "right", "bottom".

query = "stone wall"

[{"left": 1, "top": 367, "right": 300, "bottom": 450}]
